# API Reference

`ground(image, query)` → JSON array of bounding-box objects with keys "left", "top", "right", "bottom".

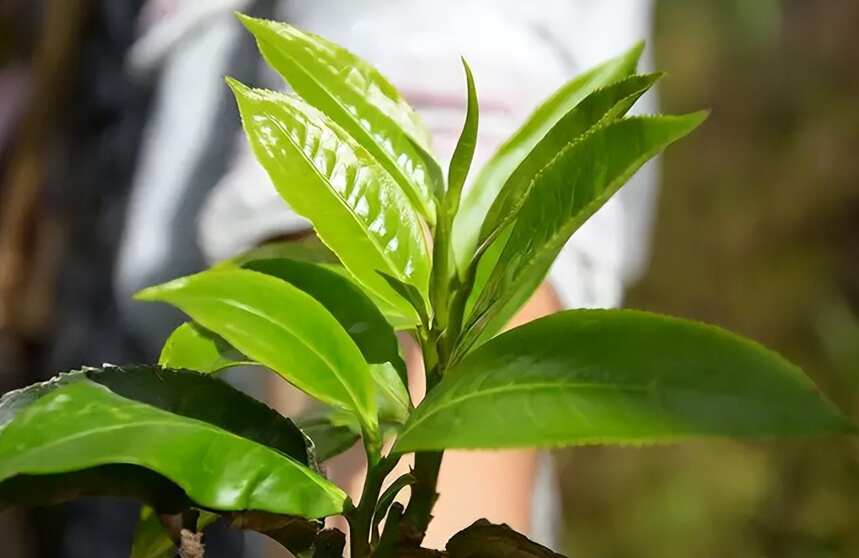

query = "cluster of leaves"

[{"left": 0, "top": 13, "right": 855, "bottom": 558}]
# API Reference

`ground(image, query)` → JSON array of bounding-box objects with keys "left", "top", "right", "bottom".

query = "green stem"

[
  {"left": 399, "top": 451, "right": 443, "bottom": 547},
  {"left": 347, "top": 454, "right": 399, "bottom": 558}
]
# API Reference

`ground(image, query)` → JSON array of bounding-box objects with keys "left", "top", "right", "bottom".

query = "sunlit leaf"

[
  {"left": 228, "top": 80, "right": 431, "bottom": 324},
  {"left": 137, "top": 269, "right": 378, "bottom": 435},
  {"left": 238, "top": 14, "right": 441, "bottom": 224},
  {"left": 243, "top": 258, "right": 407, "bottom": 385},
  {"left": 452, "top": 42, "right": 644, "bottom": 271},
  {"left": 460, "top": 113, "right": 707, "bottom": 352},
  {"left": 476, "top": 73, "right": 661, "bottom": 257}
]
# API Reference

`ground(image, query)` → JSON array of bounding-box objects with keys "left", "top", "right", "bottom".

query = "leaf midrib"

[
  {"left": 261, "top": 102, "right": 421, "bottom": 309},
  {"left": 0, "top": 418, "right": 335, "bottom": 494},
  {"left": 470, "top": 118, "right": 678, "bottom": 340},
  {"left": 259, "top": 32, "right": 432, "bottom": 218},
  {"left": 178, "top": 290, "right": 369, "bottom": 422},
  {"left": 399, "top": 380, "right": 653, "bottom": 444}
]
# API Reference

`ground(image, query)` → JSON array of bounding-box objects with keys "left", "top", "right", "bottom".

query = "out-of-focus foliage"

[{"left": 557, "top": 2, "right": 859, "bottom": 557}]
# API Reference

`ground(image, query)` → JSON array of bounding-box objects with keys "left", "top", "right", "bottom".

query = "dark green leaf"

[
  {"left": 226, "top": 510, "right": 320, "bottom": 555},
  {"left": 296, "top": 415, "right": 360, "bottom": 462},
  {"left": 460, "top": 113, "right": 707, "bottom": 352},
  {"left": 396, "top": 310, "right": 857, "bottom": 452},
  {"left": 227, "top": 80, "right": 431, "bottom": 324},
  {"left": 452, "top": 42, "right": 644, "bottom": 270},
  {"left": 131, "top": 506, "right": 218, "bottom": 558},
  {"left": 237, "top": 14, "right": 441, "bottom": 225},
  {"left": 137, "top": 268, "right": 378, "bottom": 435},
  {"left": 222, "top": 237, "right": 338, "bottom": 268},
  {"left": 372, "top": 473, "right": 416, "bottom": 538},
  {"left": 131, "top": 506, "right": 174, "bottom": 558},
  {"left": 445, "top": 519, "right": 564, "bottom": 558},
  {"left": 0, "top": 366, "right": 347, "bottom": 517}
]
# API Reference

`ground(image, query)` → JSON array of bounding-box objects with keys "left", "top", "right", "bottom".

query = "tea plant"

[{"left": 0, "top": 14, "right": 854, "bottom": 558}]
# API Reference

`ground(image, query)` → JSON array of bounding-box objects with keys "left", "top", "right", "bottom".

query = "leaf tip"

[
  {"left": 233, "top": 11, "right": 259, "bottom": 30},
  {"left": 224, "top": 76, "right": 248, "bottom": 95},
  {"left": 630, "top": 39, "right": 646, "bottom": 61},
  {"left": 132, "top": 286, "right": 158, "bottom": 302}
]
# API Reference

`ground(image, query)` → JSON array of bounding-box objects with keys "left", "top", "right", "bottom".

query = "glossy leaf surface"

[
  {"left": 396, "top": 310, "right": 856, "bottom": 451},
  {"left": 243, "top": 258, "right": 407, "bottom": 384},
  {"left": 238, "top": 15, "right": 440, "bottom": 224},
  {"left": 476, "top": 73, "right": 661, "bottom": 255},
  {"left": 452, "top": 42, "right": 644, "bottom": 270},
  {"left": 137, "top": 269, "right": 378, "bottom": 434},
  {"left": 159, "top": 322, "right": 248, "bottom": 373},
  {"left": 228, "top": 81, "right": 430, "bottom": 323},
  {"left": 461, "top": 113, "right": 707, "bottom": 350},
  {"left": 0, "top": 367, "right": 346, "bottom": 517}
]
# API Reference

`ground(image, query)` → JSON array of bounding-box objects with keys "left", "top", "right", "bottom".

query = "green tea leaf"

[
  {"left": 370, "top": 363, "right": 411, "bottom": 425},
  {"left": 238, "top": 14, "right": 440, "bottom": 224},
  {"left": 0, "top": 366, "right": 347, "bottom": 517},
  {"left": 137, "top": 269, "right": 378, "bottom": 435},
  {"left": 434, "top": 58, "right": 478, "bottom": 311},
  {"left": 446, "top": 58, "right": 479, "bottom": 214},
  {"left": 159, "top": 322, "right": 249, "bottom": 373},
  {"left": 453, "top": 42, "right": 644, "bottom": 270},
  {"left": 243, "top": 258, "right": 407, "bottom": 385},
  {"left": 476, "top": 73, "right": 661, "bottom": 256},
  {"left": 228, "top": 80, "right": 431, "bottom": 324},
  {"left": 377, "top": 270, "right": 431, "bottom": 327},
  {"left": 395, "top": 310, "right": 857, "bottom": 451},
  {"left": 220, "top": 237, "right": 338, "bottom": 268},
  {"left": 460, "top": 113, "right": 707, "bottom": 352}
]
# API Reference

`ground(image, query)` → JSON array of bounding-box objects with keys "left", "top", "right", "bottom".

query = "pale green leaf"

[
  {"left": 460, "top": 113, "right": 708, "bottom": 352},
  {"left": 238, "top": 14, "right": 440, "bottom": 224},
  {"left": 228, "top": 80, "right": 430, "bottom": 325},
  {"left": 476, "top": 73, "right": 661, "bottom": 256},
  {"left": 452, "top": 42, "right": 644, "bottom": 271}
]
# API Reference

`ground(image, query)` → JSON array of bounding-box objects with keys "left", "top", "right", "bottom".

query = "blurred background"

[{"left": 1, "top": 1, "right": 857, "bottom": 557}]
